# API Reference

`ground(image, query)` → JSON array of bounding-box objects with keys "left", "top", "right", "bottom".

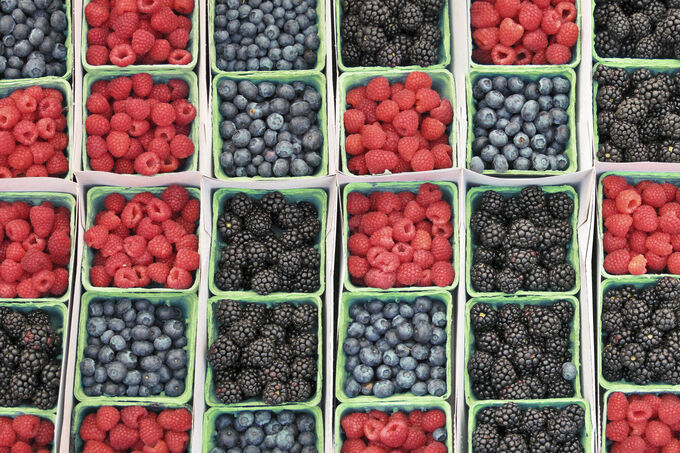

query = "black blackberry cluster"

[
  {"left": 208, "top": 300, "right": 318, "bottom": 405},
  {"left": 472, "top": 403, "right": 586, "bottom": 453},
  {"left": 0, "top": 308, "right": 61, "bottom": 409},
  {"left": 594, "top": 0, "right": 680, "bottom": 60},
  {"left": 600, "top": 277, "right": 680, "bottom": 385},
  {"left": 467, "top": 300, "right": 577, "bottom": 400},
  {"left": 470, "top": 186, "right": 577, "bottom": 294},
  {"left": 214, "top": 192, "right": 322, "bottom": 295},
  {"left": 340, "top": 0, "right": 445, "bottom": 68},
  {"left": 595, "top": 65, "right": 680, "bottom": 163}
]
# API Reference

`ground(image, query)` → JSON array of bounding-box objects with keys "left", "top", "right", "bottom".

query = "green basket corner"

[
  {"left": 81, "top": 185, "right": 200, "bottom": 293},
  {"left": 335, "top": 290, "right": 453, "bottom": 403},
  {"left": 208, "top": 187, "right": 327, "bottom": 299},
  {"left": 81, "top": 70, "right": 199, "bottom": 174},
  {"left": 202, "top": 406, "right": 324, "bottom": 453},
  {"left": 338, "top": 69, "right": 457, "bottom": 175},
  {"left": 211, "top": 72, "right": 328, "bottom": 180},
  {"left": 204, "top": 295, "right": 323, "bottom": 408},
  {"left": 465, "top": 184, "right": 580, "bottom": 297},
  {"left": 464, "top": 296, "right": 581, "bottom": 406},
  {"left": 335, "top": 0, "right": 451, "bottom": 72},
  {"left": 0, "top": 409, "right": 57, "bottom": 451},
  {"left": 342, "top": 181, "right": 459, "bottom": 292},
  {"left": 73, "top": 292, "right": 197, "bottom": 404},
  {"left": 465, "top": 67, "right": 578, "bottom": 175}
]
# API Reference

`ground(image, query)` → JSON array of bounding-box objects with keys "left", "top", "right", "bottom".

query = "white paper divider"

[
  {"left": 577, "top": 0, "right": 594, "bottom": 172},
  {"left": 197, "top": 0, "right": 210, "bottom": 176},
  {"left": 72, "top": 0, "right": 83, "bottom": 176}
]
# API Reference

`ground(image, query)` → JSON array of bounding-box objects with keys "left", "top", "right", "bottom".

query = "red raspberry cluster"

[
  {"left": 79, "top": 406, "right": 191, "bottom": 453},
  {"left": 0, "top": 200, "right": 71, "bottom": 299},
  {"left": 0, "top": 414, "right": 54, "bottom": 452},
  {"left": 606, "top": 392, "right": 680, "bottom": 452},
  {"left": 346, "top": 183, "right": 455, "bottom": 290},
  {"left": 470, "top": 0, "right": 578, "bottom": 65},
  {"left": 602, "top": 175, "right": 680, "bottom": 276},
  {"left": 85, "top": 0, "right": 193, "bottom": 67},
  {"left": 340, "top": 409, "right": 446, "bottom": 453},
  {"left": 343, "top": 72, "right": 454, "bottom": 175},
  {"left": 84, "top": 186, "right": 199, "bottom": 290},
  {"left": 0, "top": 85, "right": 69, "bottom": 178},
  {"left": 85, "top": 74, "right": 196, "bottom": 175}
]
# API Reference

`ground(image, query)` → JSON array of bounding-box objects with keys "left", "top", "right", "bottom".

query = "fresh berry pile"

[
  {"left": 0, "top": 414, "right": 54, "bottom": 451},
  {"left": 84, "top": 0, "right": 193, "bottom": 67},
  {"left": 346, "top": 183, "right": 455, "bottom": 289},
  {"left": 78, "top": 406, "right": 191, "bottom": 452},
  {"left": 214, "top": 192, "right": 321, "bottom": 295},
  {"left": 470, "top": 0, "right": 579, "bottom": 65},
  {"left": 601, "top": 176, "right": 680, "bottom": 275},
  {"left": 470, "top": 186, "right": 576, "bottom": 293},
  {"left": 0, "top": 199, "right": 71, "bottom": 298},
  {"left": 208, "top": 300, "right": 318, "bottom": 405},
  {"left": 0, "top": 0, "right": 68, "bottom": 78},
  {"left": 342, "top": 296, "right": 447, "bottom": 399},
  {"left": 213, "top": 0, "right": 320, "bottom": 72},
  {"left": 339, "top": 408, "right": 447, "bottom": 453},
  {"left": 472, "top": 402, "right": 585, "bottom": 452},
  {"left": 0, "top": 85, "right": 69, "bottom": 178},
  {"left": 595, "top": 66, "right": 680, "bottom": 163},
  {"left": 605, "top": 392, "right": 680, "bottom": 451},
  {"left": 601, "top": 278, "right": 680, "bottom": 385},
  {"left": 85, "top": 186, "right": 199, "bottom": 289},
  {"left": 467, "top": 300, "right": 577, "bottom": 400},
  {"left": 80, "top": 297, "right": 189, "bottom": 398},
  {"left": 85, "top": 74, "right": 196, "bottom": 175},
  {"left": 339, "top": 0, "right": 446, "bottom": 68},
  {"left": 216, "top": 79, "right": 323, "bottom": 178},
  {"left": 0, "top": 308, "right": 61, "bottom": 409},
  {"left": 470, "top": 75, "right": 571, "bottom": 173},
  {"left": 594, "top": 0, "right": 680, "bottom": 59},
  {"left": 211, "top": 410, "right": 317, "bottom": 452},
  {"left": 343, "top": 72, "right": 454, "bottom": 175}
]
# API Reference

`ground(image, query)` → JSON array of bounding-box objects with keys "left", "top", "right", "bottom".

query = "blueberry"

[
  {"left": 496, "top": 118, "right": 509, "bottom": 132},
  {"left": 524, "top": 82, "right": 539, "bottom": 100},
  {"left": 520, "top": 100, "right": 539, "bottom": 122},
  {"left": 431, "top": 327, "right": 446, "bottom": 345},
  {"left": 124, "top": 369, "right": 142, "bottom": 386},
  {"left": 503, "top": 144, "right": 519, "bottom": 162},
  {"left": 413, "top": 322, "right": 433, "bottom": 344},
  {"left": 537, "top": 77, "right": 553, "bottom": 95},
  {"left": 400, "top": 356, "right": 417, "bottom": 371},
  {"left": 555, "top": 125, "right": 570, "bottom": 144},
  {"left": 98, "top": 345, "right": 114, "bottom": 364},
  {"left": 415, "top": 363, "right": 431, "bottom": 381},
  {"left": 140, "top": 355, "right": 162, "bottom": 371},
  {"left": 513, "top": 156, "right": 531, "bottom": 170},
  {"left": 396, "top": 322, "right": 413, "bottom": 341},
  {"left": 431, "top": 312, "right": 446, "bottom": 328},
  {"left": 85, "top": 384, "right": 103, "bottom": 397},
  {"left": 245, "top": 426, "right": 265, "bottom": 445},
  {"left": 427, "top": 378, "right": 446, "bottom": 396},
  {"left": 100, "top": 330, "right": 114, "bottom": 345},
  {"left": 504, "top": 94, "right": 525, "bottom": 114},
  {"left": 109, "top": 335, "right": 126, "bottom": 352},
  {"left": 513, "top": 132, "right": 529, "bottom": 149},
  {"left": 537, "top": 95, "right": 553, "bottom": 111},
  {"left": 396, "top": 370, "right": 416, "bottom": 389},
  {"left": 369, "top": 379, "right": 393, "bottom": 398},
  {"left": 474, "top": 107, "right": 496, "bottom": 129},
  {"left": 480, "top": 144, "right": 499, "bottom": 163},
  {"left": 122, "top": 309, "right": 136, "bottom": 324},
  {"left": 552, "top": 76, "right": 570, "bottom": 94},
  {"left": 413, "top": 313, "right": 429, "bottom": 324},
  {"left": 344, "top": 377, "right": 361, "bottom": 397},
  {"left": 384, "top": 329, "right": 399, "bottom": 347},
  {"left": 555, "top": 153, "right": 569, "bottom": 170},
  {"left": 535, "top": 111, "right": 552, "bottom": 131},
  {"left": 167, "top": 349, "right": 187, "bottom": 370},
  {"left": 470, "top": 156, "right": 485, "bottom": 173},
  {"left": 94, "top": 365, "right": 107, "bottom": 383},
  {"left": 275, "top": 429, "right": 295, "bottom": 450},
  {"left": 411, "top": 343, "right": 429, "bottom": 361},
  {"left": 488, "top": 130, "right": 508, "bottom": 148},
  {"left": 342, "top": 338, "right": 360, "bottom": 356},
  {"left": 531, "top": 134, "right": 547, "bottom": 151},
  {"left": 219, "top": 427, "right": 240, "bottom": 449},
  {"left": 84, "top": 344, "right": 100, "bottom": 359},
  {"left": 550, "top": 108, "right": 568, "bottom": 125},
  {"left": 522, "top": 121, "right": 536, "bottom": 137},
  {"left": 553, "top": 93, "right": 569, "bottom": 110},
  {"left": 359, "top": 345, "right": 381, "bottom": 367},
  {"left": 411, "top": 381, "right": 427, "bottom": 396},
  {"left": 508, "top": 76, "right": 524, "bottom": 93},
  {"left": 474, "top": 77, "right": 493, "bottom": 99},
  {"left": 382, "top": 349, "right": 399, "bottom": 367},
  {"left": 80, "top": 358, "right": 95, "bottom": 376},
  {"left": 484, "top": 90, "right": 504, "bottom": 109},
  {"left": 136, "top": 311, "right": 154, "bottom": 327},
  {"left": 532, "top": 153, "right": 549, "bottom": 171},
  {"left": 106, "top": 361, "right": 127, "bottom": 383},
  {"left": 433, "top": 427, "right": 447, "bottom": 442},
  {"left": 87, "top": 317, "right": 107, "bottom": 337},
  {"left": 375, "top": 364, "right": 392, "bottom": 380}
]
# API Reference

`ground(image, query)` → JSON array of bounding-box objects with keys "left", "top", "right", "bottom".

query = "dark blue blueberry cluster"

[
  {"left": 211, "top": 410, "right": 317, "bottom": 453},
  {"left": 0, "top": 0, "right": 68, "bottom": 78},
  {"left": 217, "top": 79, "right": 323, "bottom": 177},
  {"left": 470, "top": 75, "right": 572, "bottom": 173},
  {"left": 342, "top": 296, "right": 447, "bottom": 399},
  {"left": 213, "top": 0, "right": 320, "bottom": 72},
  {"left": 80, "top": 298, "right": 189, "bottom": 398}
]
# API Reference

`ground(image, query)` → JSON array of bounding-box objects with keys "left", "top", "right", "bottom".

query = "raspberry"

[
  {"left": 376, "top": 100, "right": 399, "bottom": 123},
  {"left": 555, "top": 1, "right": 577, "bottom": 21},
  {"left": 157, "top": 408, "right": 192, "bottom": 432},
  {"left": 430, "top": 98, "right": 453, "bottom": 125},
  {"left": 341, "top": 438, "right": 366, "bottom": 453},
  {"left": 491, "top": 44, "right": 517, "bottom": 64},
  {"left": 366, "top": 77, "right": 391, "bottom": 102},
  {"left": 604, "top": 231, "right": 628, "bottom": 252},
  {"left": 518, "top": 2, "right": 542, "bottom": 31},
  {"left": 347, "top": 255, "right": 369, "bottom": 278},
  {"left": 169, "top": 134, "right": 194, "bottom": 159},
  {"left": 345, "top": 134, "right": 365, "bottom": 156},
  {"left": 499, "top": 18, "right": 524, "bottom": 47},
  {"left": 394, "top": 262, "right": 421, "bottom": 286},
  {"left": 397, "top": 136, "right": 420, "bottom": 162},
  {"left": 603, "top": 175, "right": 630, "bottom": 199},
  {"left": 629, "top": 400, "right": 654, "bottom": 424},
  {"left": 341, "top": 413, "right": 369, "bottom": 440},
  {"left": 364, "top": 268, "right": 396, "bottom": 289},
  {"left": 416, "top": 183, "right": 442, "bottom": 207},
  {"left": 425, "top": 200, "right": 451, "bottom": 225},
  {"left": 162, "top": 185, "right": 189, "bottom": 212},
  {"left": 521, "top": 28, "right": 548, "bottom": 51},
  {"left": 545, "top": 43, "right": 571, "bottom": 64},
  {"left": 409, "top": 149, "right": 434, "bottom": 171},
  {"left": 166, "top": 266, "right": 192, "bottom": 289},
  {"left": 606, "top": 213, "right": 633, "bottom": 237},
  {"left": 430, "top": 235, "right": 453, "bottom": 261},
  {"left": 365, "top": 150, "right": 398, "bottom": 175},
  {"left": 343, "top": 109, "right": 365, "bottom": 134},
  {"left": 470, "top": 1, "right": 501, "bottom": 28},
  {"left": 12, "top": 415, "right": 39, "bottom": 440},
  {"left": 151, "top": 7, "right": 177, "bottom": 34},
  {"left": 604, "top": 248, "right": 631, "bottom": 275},
  {"left": 616, "top": 189, "right": 642, "bottom": 214},
  {"left": 659, "top": 399, "right": 680, "bottom": 425},
  {"left": 347, "top": 192, "right": 370, "bottom": 216},
  {"left": 404, "top": 72, "right": 432, "bottom": 92},
  {"left": 668, "top": 252, "right": 680, "bottom": 274},
  {"left": 392, "top": 109, "right": 419, "bottom": 137},
  {"left": 647, "top": 232, "right": 673, "bottom": 256},
  {"left": 392, "top": 218, "right": 416, "bottom": 243},
  {"left": 374, "top": 192, "right": 402, "bottom": 214},
  {"left": 83, "top": 440, "right": 114, "bottom": 453},
  {"left": 120, "top": 406, "right": 148, "bottom": 430},
  {"left": 642, "top": 184, "right": 668, "bottom": 208},
  {"left": 175, "top": 248, "right": 199, "bottom": 271},
  {"left": 402, "top": 427, "right": 427, "bottom": 450},
  {"left": 361, "top": 124, "right": 386, "bottom": 150},
  {"left": 85, "top": 1, "right": 109, "bottom": 26},
  {"left": 496, "top": 0, "right": 520, "bottom": 17},
  {"left": 632, "top": 205, "right": 658, "bottom": 232},
  {"left": 392, "top": 242, "right": 414, "bottom": 263},
  {"left": 392, "top": 89, "right": 415, "bottom": 111},
  {"left": 13, "top": 120, "right": 38, "bottom": 145},
  {"left": 646, "top": 420, "right": 671, "bottom": 447},
  {"left": 346, "top": 87, "right": 366, "bottom": 108},
  {"left": 606, "top": 419, "right": 629, "bottom": 442},
  {"left": 95, "top": 407, "right": 120, "bottom": 432},
  {"left": 379, "top": 420, "right": 409, "bottom": 448},
  {"left": 421, "top": 410, "right": 445, "bottom": 432},
  {"left": 108, "top": 423, "right": 139, "bottom": 450},
  {"left": 90, "top": 265, "right": 112, "bottom": 286},
  {"left": 556, "top": 21, "right": 578, "bottom": 46},
  {"left": 138, "top": 417, "right": 164, "bottom": 446},
  {"left": 34, "top": 420, "right": 54, "bottom": 447},
  {"left": 541, "top": 8, "right": 562, "bottom": 35},
  {"left": 165, "top": 430, "right": 190, "bottom": 453},
  {"left": 424, "top": 442, "right": 447, "bottom": 453},
  {"left": 431, "top": 260, "right": 454, "bottom": 286},
  {"left": 628, "top": 254, "right": 647, "bottom": 275}
]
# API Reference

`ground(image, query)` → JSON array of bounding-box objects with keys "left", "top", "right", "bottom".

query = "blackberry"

[
  {"left": 246, "top": 338, "right": 275, "bottom": 368},
  {"left": 495, "top": 268, "right": 523, "bottom": 294},
  {"left": 358, "top": 26, "right": 387, "bottom": 55},
  {"left": 360, "top": 0, "right": 391, "bottom": 26},
  {"left": 506, "top": 248, "right": 537, "bottom": 273},
  {"left": 498, "top": 304, "right": 523, "bottom": 324},
  {"left": 214, "top": 368, "right": 237, "bottom": 385},
  {"left": 596, "top": 85, "right": 623, "bottom": 111},
  {"left": 398, "top": 2, "right": 423, "bottom": 33},
  {"left": 294, "top": 267, "right": 319, "bottom": 293},
  {"left": 607, "top": 12, "right": 631, "bottom": 40},
  {"left": 540, "top": 246, "right": 566, "bottom": 268},
  {"left": 19, "top": 350, "right": 48, "bottom": 374},
  {"left": 262, "top": 359, "right": 290, "bottom": 383},
  {"left": 271, "top": 303, "right": 295, "bottom": 328},
  {"left": 547, "top": 378, "right": 574, "bottom": 398},
  {"left": 627, "top": 365, "right": 654, "bottom": 385},
  {"left": 290, "top": 333, "right": 317, "bottom": 357},
  {"left": 226, "top": 193, "right": 253, "bottom": 218},
  {"left": 634, "top": 77, "right": 671, "bottom": 108},
  {"left": 251, "top": 269, "right": 281, "bottom": 295},
  {"left": 644, "top": 1, "right": 667, "bottom": 23},
  {"left": 654, "top": 308, "right": 677, "bottom": 331},
  {"left": 473, "top": 246, "right": 497, "bottom": 266},
  {"left": 499, "top": 433, "right": 529, "bottom": 451},
  {"left": 2, "top": 312, "right": 26, "bottom": 339},
  {"left": 634, "top": 34, "right": 663, "bottom": 58},
  {"left": 526, "top": 309, "right": 562, "bottom": 339},
  {"left": 524, "top": 266, "right": 549, "bottom": 291},
  {"left": 471, "top": 263, "right": 496, "bottom": 292},
  {"left": 629, "top": 13, "right": 652, "bottom": 41},
  {"left": 242, "top": 304, "right": 268, "bottom": 325},
  {"left": 480, "top": 191, "right": 505, "bottom": 215},
  {"left": 408, "top": 39, "right": 438, "bottom": 67},
  {"left": 597, "top": 110, "right": 616, "bottom": 137},
  {"left": 216, "top": 380, "right": 243, "bottom": 404},
  {"left": 661, "top": 113, "right": 680, "bottom": 139},
  {"left": 1, "top": 345, "right": 20, "bottom": 369},
  {"left": 528, "top": 209, "right": 553, "bottom": 228},
  {"left": 536, "top": 356, "right": 561, "bottom": 383},
  {"left": 278, "top": 250, "right": 302, "bottom": 276},
  {"left": 9, "top": 371, "right": 36, "bottom": 401},
  {"left": 260, "top": 191, "right": 286, "bottom": 215},
  {"left": 547, "top": 192, "right": 574, "bottom": 219},
  {"left": 491, "top": 357, "right": 517, "bottom": 392},
  {"left": 620, "top": 342, "right": 646, "bottom": 370},
  {"left": 472, "top": 423, "right": 500, "bottom": 453},
  {"left": 594, "top": 3, "right": 621, "bottom": 27},
  {"left": 214, "top": 300, "right": 242, "bottom": 327},
  {"left": 470, "top": 303, "right": 497, "bottom": 332},
  {"left": 244, "top": 210, "right": 273, "bottom": 237},
  {"left": 215, "top": 266, "right": 245, "bottom": 291},
  {"left": 476, "top": 331, "right": 501, "bottom": 354},
  {"left": 521, "top": 408, "right": 546, "bottom": 433},
  {"left": 41, "top": 362, "right": 61, "bottom": 388},
  {"left": 32, "top": 387, "right": 57, "bottom": 410},
  {"left": 657, "top": 9, "right": 680, "bottom": 45},
  {"left": 419, "top": 22, "right": 442, "bottom": 45},
  {"left": 473, "top": 380, "right": 496, "bottom": 400},
  {"left": 519, "top": 186, "right": 545, "bottom": 212},
  {"left": 236, "top": 368, "right": 262, "bottom": 398},
  {"left": 292, "top": 304, "right": 317, "bottom": 331},
  {"left": 468, "top": 351, "right": 494, "bottom": 381},
  {"left": 529, "top": 431, "right": 555, "bottom": 452},
  {"left": 260, "top": 324, "right": 286, "bottom": 343},
  {"left": 624, "top": 143, "right": 651, "bottom": 162},
  {"left": 208, "top": 336, "right": 240, "bottom": 371},
  {"left": 623, "top": 299, "right": 651, "bottom": 329},
  {"left": 551, "top": 300, "right": 574, "bottom": 323},
  {"left": 341, "top": 42, "right": 363, "bottom": 66},
  {"left": 290, "top": 357, "right": 316, "bottom": 380},
  {"left": 657, "top": 276, "right": 680, "bottom": 300},
  {"left": 507, "top": 219, "right": 539, "bottom": 248},
  {"left": 503, "top": 322, "right": 529, "bottom": 347},
  {"left": 219, "top": 243, "right": 248, "bottom": 269},
  {"left": 658, "top": 140, "right": 680, "bottom": 162},
  {"left": 276, "top": 204, "right": 305, "bottom": 229},
  {"left": 376, "top": 43, "right": 403, "bottom": 67},
  {"left": 280, "top": 229, "right": 306, "bottom": 249},
  {"left": 647, "top": 347, "right": 675, "bottom": 375},
  {"left": 288, "top": 379, "right": 313, "bottom": 402},
  {"left": 615, "top": 97, "right": 648, "bottom": 123},
  {"left": 512, "top": 345, "right": 542, "bottom": 374},
  {"left": 20, "top": 325, "right": 57, "bottom": 352},
  {"left": 495, "top": 402, "right": 521, "bottom": 428},
  {"left": 263, "top": 381, "right": 289, "bottom": 405},
  {"left": 500, "top": 381, "right": 531, "bottom": 400},
  {"left": 415, "top": 0, "right": 445, "bottom": 18},
  {"left": 298, "top": 217, "right": 321, "bottom": 243},
  {"left": 26, "top": 310, "right": 51, "bottom": 328},
  {"left": 548, "top": 263, "right": 575, "bottom": 292},
  {"left": 639, "top": 120, "right": 661, "bottom": 143},
  {"left": 217, "top": 212, "right": 242, "bottom": 241}
]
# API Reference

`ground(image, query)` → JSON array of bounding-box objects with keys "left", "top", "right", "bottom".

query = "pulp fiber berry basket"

[
  {"left": 0, "top": 191, "right": 76, "bottom": 304},
  {"left": 202, "top": 405, "right": 324, "bottom": 453},
  {"left": 465, "top": 184, "right": 580, "bottom": 297},
  {"left": 0, "top": 78, "right": 74, "bottom": 180},
  {"left": 338, "top": 69, "right": 457, "bottom": 175},
  {"left": 335, "top": 0, "right": 451, "bottom": 72},
  {"left": 0, "top": 409, "right": 57, "bottom": 451},
  {"left": 208, "top": 187, "right": 327, "bottom": 298},
  {"left": 204, "top": 295, "right": 323, "bottom": 408},
  {"left": 334, "top": 399, "right": 453, "bottom": 453},
  {"left": 81, "top": 70, "right": 199, "bottom": 173},
  {"left": 468, "top": 0, "right": 581, "bottom": 69},
  {"left": 81, "top": 185, "right": 201, "bottom": 294},
  {"left": 80, "top": 0, "right": 199, "bottom": 73},
  {"left": 464, "top": 296, "right": 581, "bottom": 406},
  {"left": 73, "top": 292, "right": 197, "bottom": 404},
  {"left": 209, "top": 0, "right": 326, "bottom": 74},
  {"left": 598, "top": 277, "right": 680, "bottom": 391},
  {"left": 468, "top": 399, "right": 592, "bottom": 452},
  {"left": 335, "top": 291, "right": 453, "bottom": 403},
  {"left": 211, "top": 72, "right": 328, "bottom": 180},
  {"left": 465, "top": 67, "right": 578, "bottom": 175},
  {"left": 597, "top": 171, "right": 680, "bottom": 279},
  {"left": 70, "top": 402, "right": 193, "bottom": 452},
  {"left": 342, "top": 181, "right": 459, "bottom": 292},
  {"left": 0, "top": 301, "right": 67, "bottom": 412}
]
